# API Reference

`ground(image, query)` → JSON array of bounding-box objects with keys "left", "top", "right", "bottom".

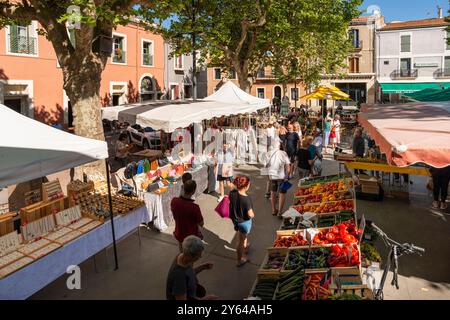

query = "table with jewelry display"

[{"left": 0, "top": 205, "right": 148, "bottom": 299}]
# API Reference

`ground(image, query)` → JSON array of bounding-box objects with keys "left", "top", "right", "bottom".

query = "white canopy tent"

[
  {"left": 0, "top": 104, "right": 108, "bottom": 188},
  {"left": 136, "top": 81, "right": 270, "bottom": 132}
]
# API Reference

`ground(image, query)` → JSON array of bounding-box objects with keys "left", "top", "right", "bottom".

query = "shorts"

[
  {"left": 287, "top": 149, "right": 297, "bottom": 162},
  {"left": 233, "top": 219, "right": 252, "bottom": 234},
  {"left": 217, "top": 175, "right": 233, "bottom": 182},
  {"left": 270, "top": 179, "right": 288, "bottom": 194}
]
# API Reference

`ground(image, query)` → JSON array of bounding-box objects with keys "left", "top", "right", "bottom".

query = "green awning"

[
  {"left": 405, "top": 88, "right": 450, "bottom": 102},
  {"left": 380, "top": 82, "right": 450, "bottom": 94}
]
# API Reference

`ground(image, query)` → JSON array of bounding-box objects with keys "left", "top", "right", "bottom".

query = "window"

[
  {"left": 291, "top": 88, "right": 299, "bottom": 101},
  {"left": 445, "top": 56, "right": 450, "bottom": 70},
  {"left": 214, "top": 68, "right": 221, "bottom": 80},
  {"left": 349, "top": 29, "right": 360, "bottom": 48},
  {"left": 384, "top": 60, "right": 389, "bottom": 65},
  {"left": 400, "top": 35, "right": 411, "bottom": 53},
  {"left": 349, "top": 57, "right": 359, "bottom": 73},
  {"left": 7, "top": 24, "right": 37, "bottom": 55},
  {"left": 229, "top": 69, "right": 237, "bottom": 79},
  {"left": 447, "top": 31, "right": 450, "bottom": 51},
  {"left": 142, "top": 40, "right": 153, "bottom": 66},
  {"left": 112, "top": 34, "right": 126, "bottom": 64},
  {"left": 257, "top": 88, "right": 265, "bottom": 99},
  {"left": 257, "top": 67, "right": 265, "bottom": 78},
  {"left": 174, "top": 55, "right": 183, "bottom": 70}
]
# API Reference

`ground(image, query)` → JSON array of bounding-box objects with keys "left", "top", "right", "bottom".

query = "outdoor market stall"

[
  {"left": 249, "top": 175, "right": 377, "bottom": 300},
  {"left": 0, "top": 104, "right": 148, "bottom": 299},
  {"left": 357, "top": 102, "right": 450, "bottom": 169},
  {"left": 113, "top": 82, "right": 271, "bottom": 231}
]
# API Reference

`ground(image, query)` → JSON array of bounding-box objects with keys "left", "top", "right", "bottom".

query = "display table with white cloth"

[
  {"left": 139, "top": 165, "right": 209, "bottom": 231},
  {"left": 0, "top": 206, "right": 149, "bottom": 300}
]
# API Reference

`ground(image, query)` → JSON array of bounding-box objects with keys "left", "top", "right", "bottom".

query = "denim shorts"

[{"left": 234, "top": 219, "right": 252, "bottom": 234}]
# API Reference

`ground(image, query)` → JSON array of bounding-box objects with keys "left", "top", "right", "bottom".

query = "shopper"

[
  {"left": 308, "top": 134, "right": 323, "bottom": 177},
  {"left": 115, "top": 133, "right": 133, "bottom": 168},
  {"left": 329, "top": 114, "right": 341, "bottom": 152},
  {"left": 180, "top": 172, "right": 193, "bottom": 197},
  {"left": 352, "top": 128, "right": 365, "bottom": 175},
  {"left": 323, "top": 109, "right": 333, "bottom": 154},
  {"left": 171, "top": 180, "right": 204, "bottom": 252},
  {"left": 229, "top": 175, "right": 255, "bottom": 267},
  {"left": 430, "top": 166, "right": 450, "bottom": 210},
  {"left": 216, "top": 143, "right": 234, "bottom": 202},
  {"left": 266, "top": 139, "right": 291, "bottom": 217},
  {"left": 278, "top": 123, "right": 287, "bottom": 144},
  {"left": 285, "top": 124, "right": 300, "bottom": 178},
  {"left": 166, "top": 235, "right": 217, "bottom": 300},
  {"left": 297, "top": 140, "right": 312, "bottom": 179},
  {"left": 293, "top": 122, "right": 303, "bottom": 143}
]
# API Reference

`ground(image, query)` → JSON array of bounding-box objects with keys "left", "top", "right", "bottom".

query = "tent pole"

[{"left": 105, "top": 159, "right": 119, "bottom": 270}]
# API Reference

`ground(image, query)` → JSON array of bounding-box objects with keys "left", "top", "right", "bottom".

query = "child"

[{"left": 180, "top": 172, "right": 193, "bottom": 197}]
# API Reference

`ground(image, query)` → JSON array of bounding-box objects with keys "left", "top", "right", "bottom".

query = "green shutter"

[{"left": 9, "top": 25, "right": 18, "bottom": 52}]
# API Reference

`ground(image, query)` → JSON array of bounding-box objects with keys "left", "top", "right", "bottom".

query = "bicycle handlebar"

[{"left": 370, "top": 222, "right": 425, "bottom": 254}]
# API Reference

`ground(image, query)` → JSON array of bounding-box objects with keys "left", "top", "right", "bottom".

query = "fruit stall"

[{"left": 249, "top": 175, "right": 374, "bottom": 301}]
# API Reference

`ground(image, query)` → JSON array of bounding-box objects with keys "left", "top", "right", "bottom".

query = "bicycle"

[{"left": 370, "top": 222, "right": 425, "bottom": 300}]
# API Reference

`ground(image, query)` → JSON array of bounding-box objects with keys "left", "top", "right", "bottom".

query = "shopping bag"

[
  {"left": 279, "top": 181, "right": 293, "bottom": 192},
  {"left": 215, "top": 195, "right": 230, "bottom": 219}
]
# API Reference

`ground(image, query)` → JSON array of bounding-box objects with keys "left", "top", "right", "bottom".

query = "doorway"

[
  {"left": 274, "top": 86, "right": 282, "bottom": 99},
  {"left": 4, "top": 98, "right": 22, "bottom": 114}
]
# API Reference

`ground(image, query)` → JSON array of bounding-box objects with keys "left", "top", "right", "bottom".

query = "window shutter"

[{"left": 9, "top": 25, "right": 18, "bottom": 52}]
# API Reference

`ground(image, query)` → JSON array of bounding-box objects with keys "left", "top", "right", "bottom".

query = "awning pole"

[{"left": 105, "top": 159, "right": 119, "bottom": 270}]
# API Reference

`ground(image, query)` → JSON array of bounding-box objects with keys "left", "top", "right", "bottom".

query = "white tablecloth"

[
  {"left": 0, "top": 206, "right": 149, "bottom": 300},
  {"left": 139, "top": 165, "right": 209, "bottom": 231}
]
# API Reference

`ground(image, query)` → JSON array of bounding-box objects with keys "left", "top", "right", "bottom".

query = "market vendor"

[
  {"left": 166, "top": 236, "right": 217, "bottom": 300},
  {"left": 115, "top": 133, "right": 133, "bottom": 168},
  {"left": 352, "top": 128, "right": 365, "bottom": 174}
]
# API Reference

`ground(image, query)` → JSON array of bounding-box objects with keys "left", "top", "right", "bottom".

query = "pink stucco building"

[{"left": 0, "top": 21, "right": 165, "bottom": 128}]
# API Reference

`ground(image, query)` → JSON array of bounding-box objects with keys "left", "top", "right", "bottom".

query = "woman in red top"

[{"left": 171, "top": 180, "right": 204, "bottom": 251}]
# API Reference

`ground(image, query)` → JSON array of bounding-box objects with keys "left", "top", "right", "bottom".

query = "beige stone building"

[
  {"left": 206, "top": 67, "right": 308, "bottom": 107},
  {"left": 319, "top": 15, "right": 385, "bottom": 107},
  {"left": 206, "top": 15, "right": 385, "bottom": 108}
]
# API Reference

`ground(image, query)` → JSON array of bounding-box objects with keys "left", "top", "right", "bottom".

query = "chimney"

[{"left": 438, "top": 6, "right": 443, "bottom": 19}]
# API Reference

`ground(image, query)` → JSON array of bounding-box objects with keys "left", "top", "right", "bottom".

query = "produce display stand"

[
  {"left": 249, "top": 175, "right": 373, "bottom": 300},
  {"left": 344, "top": 162, "right": 430, "bottom": 176}
]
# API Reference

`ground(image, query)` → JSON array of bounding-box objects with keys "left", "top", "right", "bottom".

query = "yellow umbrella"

[
  {"left": 301, "top": 90, "right": 349, "bottom": 101},
  {"left": 316, "top": 85, "right": 350, "bottom": 100}
]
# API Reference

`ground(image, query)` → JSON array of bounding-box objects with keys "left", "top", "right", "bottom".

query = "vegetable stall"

[{"left": 249, "top": 175, "right": 375, "bottom": 300}]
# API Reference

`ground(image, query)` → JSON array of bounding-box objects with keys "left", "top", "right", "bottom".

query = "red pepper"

[{"left": 326, "top": 232, "right": 336, "bottom": 241}]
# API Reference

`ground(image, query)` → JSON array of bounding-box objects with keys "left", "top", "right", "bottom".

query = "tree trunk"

[
  {"left": 234, "top": 64, "right": 252, "bottom": 93},
  {"left": 65, "top": 66, "right": 107, "bottom": 181}
]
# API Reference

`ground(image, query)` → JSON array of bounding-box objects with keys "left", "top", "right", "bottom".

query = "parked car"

[{"left": 126, "top": 124, "right": 161, "bottom": 149}]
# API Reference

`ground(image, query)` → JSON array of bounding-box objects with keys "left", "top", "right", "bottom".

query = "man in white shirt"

[{"left": 266, "top": 139, "right": 290, "bottom": 217}]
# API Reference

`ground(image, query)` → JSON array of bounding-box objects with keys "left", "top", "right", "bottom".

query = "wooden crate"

[
  {"left": 19, "top": 197, "right": 66, "bottom": 224},
  {"left": 362, "top": 184, "right": 380, "bottom": 194},
  {"left": 0, "top": 216, "right": 14, "bottom": 237},
  {"left": 42, "top": 179, "right": 63, "bottom": 202},
  {"left": 258, "top": 248, "right": 288, "bottom": 275},
  {"left": 24, "top": 189, "right": 41, "bottom": 206},
  {"left": 329, "top": 265, "right": 363, "bottom": 288},
  {"left": 329, "top": 285, "right": 374, "bottom": 300}
]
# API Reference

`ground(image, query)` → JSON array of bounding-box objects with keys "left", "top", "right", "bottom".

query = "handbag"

[
  {"left": 279, "top": 181, "right": 292, "bottom": 192},
  {"left": 214, "top": 195, "right": 230, "bottom": 219}
]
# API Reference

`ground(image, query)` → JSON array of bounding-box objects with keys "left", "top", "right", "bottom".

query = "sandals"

[
  {"left": 432, "top": 201, "right": 440, "bottom": 209},
  {"left": 237, "top": 258, "right": 250, "bottom": 267},
  {"left": 441, "top": 202, "right": 448, "bottom": 210},
  {"left": 272, "top": 209, "right": 279, "bottom": 216}
]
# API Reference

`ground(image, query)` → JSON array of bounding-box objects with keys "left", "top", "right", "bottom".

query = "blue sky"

[{"left": 360, "top": 0, "right": 448, "bottom": 22}]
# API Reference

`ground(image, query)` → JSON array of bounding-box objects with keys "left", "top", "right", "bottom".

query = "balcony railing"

[
  {"left": 256, "top": 71, "right": 275, "bottom": 79},
  {"left": 9, "top": 35, "right": 37, "bottom": 55},
  {"left": 351, "top": 40, "right": 363, "bottom": 50},
  {"left": 142, "top": 53, "right": 153, "bottom": 66},
  {"left": 112, "top": 49, "right": 126, "bottom": 63},
  {"left": 433, "top": 68, "right": 450, "bottom": 79},
  {"left": 390, "top": 69, "right": 418, "bottom": 80}
]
